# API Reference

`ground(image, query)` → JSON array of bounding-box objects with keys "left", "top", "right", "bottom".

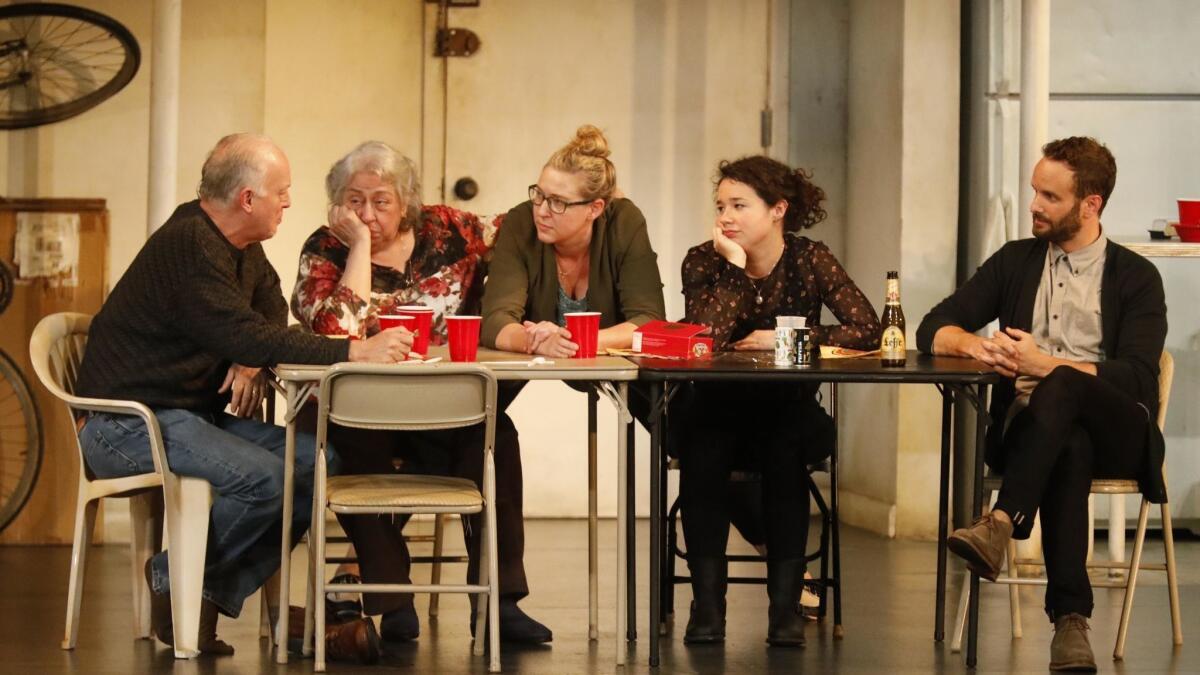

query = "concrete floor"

[{"left": 1, "top": 519, "right": 1196, "bottom": 674}]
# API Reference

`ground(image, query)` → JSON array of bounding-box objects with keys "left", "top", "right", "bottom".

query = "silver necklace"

[
  {"left": 747, "top": 240, "right": 785, "bottom": 305},
  {"left": 748, "top": 275, "right": 767, "bottom": 305}
]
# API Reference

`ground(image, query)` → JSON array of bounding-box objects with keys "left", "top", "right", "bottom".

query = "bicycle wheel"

[
  {"left": 0, "top": 349, "right": 41, "bottom": 532},
  {"left": 0, "top": 2, "right": 140, "bottom": 129}
]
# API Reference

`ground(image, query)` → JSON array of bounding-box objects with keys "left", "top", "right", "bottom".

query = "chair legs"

[
  {"left": 260, "top": 571, "right": 280, "bottom": 642},
  {"left": 61, "top": 482, "right": 98, "bottom": 650},
  {"left": 472, "top": 512, "right": 489, "bottom": 658},
  {"left": 1114, "top": 499, "right": 1149, "bottom": 660},
  {"left": 429, "top": 514, "right": 446, "bottom": 618},
  {"left": 487, "top": 492, "right": 501, "bottom": 672},
  {"left": 950, "top": 574, "right": 969, "bottom": 653},
  {"left": 164, "top": 477, "right": 213, "bottom": 659},
  {"left": 1113, "top": 498, "right": 1184, "bottom": 660},
  {"left": 129, "top": 491, "right": 161, "bottom": 641},
  {"left": 314, "top": 490, "right": 329, "bottom": 671},
  {"left": 1162, "top": 505, "right": 1183, "bottom": 646},
  {"left": 956, "top": 494, "right": 1184, "bottom": 662}
]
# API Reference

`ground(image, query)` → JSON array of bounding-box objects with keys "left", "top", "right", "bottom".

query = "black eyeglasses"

[{"left": 528, "top": 185, "right": 591, "bottom": 215}]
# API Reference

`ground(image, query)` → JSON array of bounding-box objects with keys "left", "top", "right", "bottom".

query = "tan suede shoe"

[
  {"left": 947, "top": 512, "right": 1012, "bottom": 581},
  {"left": 1049, "top": 613, "right": 1097, "bottom": 672}
]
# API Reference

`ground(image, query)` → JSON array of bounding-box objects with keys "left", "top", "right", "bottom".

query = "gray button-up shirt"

[{"left": 1012, "top": 231, "right": 1107, "bottom": 408}]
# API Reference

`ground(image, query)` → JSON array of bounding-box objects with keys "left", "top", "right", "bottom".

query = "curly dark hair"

[
  {"left": 715, "top": 155, "right": 827, "bottom": 231},
  {"left": 1042, "top": 136, "right": 1117, "bottom": 214}
]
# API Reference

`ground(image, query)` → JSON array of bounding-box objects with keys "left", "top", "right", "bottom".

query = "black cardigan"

[{"left": 916, "top": 238, "right": 1168, "bottom": 502}]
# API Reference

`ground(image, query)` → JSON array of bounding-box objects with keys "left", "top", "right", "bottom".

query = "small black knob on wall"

[{"left": 453, "top": 177, "right": 478, "bottom": 201}]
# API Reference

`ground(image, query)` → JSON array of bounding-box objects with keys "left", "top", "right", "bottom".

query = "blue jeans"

[{"left": 79, "top": 408, "right": 336, "bottom": 617}]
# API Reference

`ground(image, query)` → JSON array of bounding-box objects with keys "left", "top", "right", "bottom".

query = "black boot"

[
  {"left": 766, "top": 559, "right": 806, "bottom": 648},
  {"left": 684, "top": 557, "right": 727, "bottom": 644}
]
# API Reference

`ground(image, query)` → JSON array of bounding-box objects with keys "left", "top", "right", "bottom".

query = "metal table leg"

[
  {"left": 615, "top": 383, "right": 629, "bottom": 665},
  {"left": 966, "top": 383, "right": 989, "bottom": 667},
  {"left": 935, "top": 385, "right": 953, "bottom": 642},
  {"left": 595, "top": 382, "right": 635, "bottom": 664},
  {"left": 626, "top": 418, "right": 637, "bottom": 642},
  {"left": 275, "top": 381, "right": 297, "bottom": 663},
  {"left": 588, "top": 389, "right": 599, "bottom": 641},
  {"left": 648, "top": 382, "right": 664, "bottom": 668}
]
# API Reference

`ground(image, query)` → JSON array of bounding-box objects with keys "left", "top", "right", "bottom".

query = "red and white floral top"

[{"left": 290, "top": 205, "right": 503, "bottom": 345}]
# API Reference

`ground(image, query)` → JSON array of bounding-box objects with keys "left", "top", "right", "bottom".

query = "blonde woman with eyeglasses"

[{"left": 482, "top": 125, "right": 665, "bottom": 355}]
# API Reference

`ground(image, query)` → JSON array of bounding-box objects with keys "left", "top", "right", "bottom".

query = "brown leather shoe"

[
  {"left": 144, "top": 558, "right": 173, "bottom": 647},
  {"left": 325, "top": 617, "right": 381, "bottom": 665},
  {"left": 947, "top": 512, "right": 1012, "bottom": 581},
  {"left": 1049, "top": 613, "right": 1097, "bottom": 671}
]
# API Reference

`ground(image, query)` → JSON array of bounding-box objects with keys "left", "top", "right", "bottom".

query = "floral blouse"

[
  {"left": 682, "top": 235, "right": 881, "bottom": 351},
  {"left": 291, "top": 205, "right": 502, "bottom": 344}
]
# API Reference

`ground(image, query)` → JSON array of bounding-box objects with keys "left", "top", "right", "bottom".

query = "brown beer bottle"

[{"left": 880, "top": 270, "right": 906, "bottom": 366}]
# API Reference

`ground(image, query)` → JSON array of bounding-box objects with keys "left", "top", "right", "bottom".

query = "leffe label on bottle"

[{"left": 881, "top": 325, "right": 905, "bottom": 359}]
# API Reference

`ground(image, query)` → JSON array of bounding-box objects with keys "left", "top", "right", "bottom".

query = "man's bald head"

[{"left": 197, "top": 133, "right": 286, "bottom": 206}]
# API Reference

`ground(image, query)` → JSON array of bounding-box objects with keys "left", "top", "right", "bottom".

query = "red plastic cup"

[
  {"left": 1178, "top": 198, "right": 1200, "bottom": 226},
  {"left": 564, "top": 311, "right": 601, "bottom": 358},
  {"left": 397, "top": 305, "right": 434, "bottom": 356},
  {"left": 377, "top": 314, "right": 415, "bottom": 360},
  {"left": 446, "top": 315, "right": 481, "bottom": 362}
]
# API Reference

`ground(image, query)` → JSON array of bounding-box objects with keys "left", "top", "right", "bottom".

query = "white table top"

[
  {"left": 276, "top": 345, "right": 639, "bottom": 383},
  {"left": 1115, "top": 238, "right": 1200, "bottom": 258}
]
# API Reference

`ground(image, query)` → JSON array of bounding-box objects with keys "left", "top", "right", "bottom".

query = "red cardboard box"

[{"left": 633, "top": 320, "right": 714, "bottom": 359}]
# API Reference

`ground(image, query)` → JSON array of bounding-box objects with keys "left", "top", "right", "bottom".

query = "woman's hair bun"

[{"left": 568, "top": 124, "right": 610, "bottom": 159}]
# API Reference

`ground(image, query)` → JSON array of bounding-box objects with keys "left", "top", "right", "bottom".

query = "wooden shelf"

[{"left": 1114, "top": 239, "right": 1200, "bottom": 258}]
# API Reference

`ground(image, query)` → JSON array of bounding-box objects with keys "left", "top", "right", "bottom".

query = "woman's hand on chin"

[
  {"left": 328, "top": 205, "right": 372, "bottom": 249},
  {"left": 712, "top": 226, "right": 747, "bottom": 269}
]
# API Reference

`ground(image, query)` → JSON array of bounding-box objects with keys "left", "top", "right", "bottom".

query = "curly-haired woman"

[{"left": 675, "top": 155, "right": 881, "bottom": 648}]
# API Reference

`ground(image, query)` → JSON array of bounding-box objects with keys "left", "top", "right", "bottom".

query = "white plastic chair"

[
  {"left": 30, "top": 312, "right": 215, "bottom": 659},
  {"left": 30, "top": 312, "right": 162, "bottom": 649},
  {"left": 952, "top": 351, "right": 1182, "bottom": 659},
  {"left": 308, "top": 362, "right": 501, "bottom": 672}
]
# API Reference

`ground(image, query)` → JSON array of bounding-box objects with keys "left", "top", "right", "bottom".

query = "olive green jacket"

[{"left": 481, "top": 198, "right": 666, "bottom": 347}]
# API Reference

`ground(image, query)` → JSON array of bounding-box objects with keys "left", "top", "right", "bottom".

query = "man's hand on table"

[
  {"left": 934, "top": 326, "right": 1019, "bottom": 377},
  {"left": 349, "top": 327, "right": 415, "bottom": 363}
]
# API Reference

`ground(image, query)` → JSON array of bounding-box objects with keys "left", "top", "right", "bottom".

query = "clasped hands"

[
  {"left": 522, "top": 320, "right": 578, "bottom": 358},
  {"left": 967, "top": 327, "right": 1049, "bottom": 379}
]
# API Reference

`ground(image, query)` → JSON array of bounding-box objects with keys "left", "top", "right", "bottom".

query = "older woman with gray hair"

[
  {"left": 292, "top": 140, "right": 499, "bottom": 340},
  {"left": 290, "top": 141, "right": 551, "bottom": 659}
]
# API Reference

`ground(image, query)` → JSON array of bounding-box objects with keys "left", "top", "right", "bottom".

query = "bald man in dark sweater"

[{"left": 76, "top": 134, "right": 411, "bottom": 659}]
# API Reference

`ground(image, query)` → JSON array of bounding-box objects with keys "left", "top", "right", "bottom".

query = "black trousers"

[
  {"left": 297, "top": 382, "right": 528, "bottom": 616},
  {"left": 673, "top": 381, "right": 835, "bottom": 563},
  {"left": 992, "top": 366, "right": 1150, "bottom": 621}
]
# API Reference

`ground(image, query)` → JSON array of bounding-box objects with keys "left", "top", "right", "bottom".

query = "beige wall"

[
  {"left": 840, "top": 0, "right": 960, "bottom": 538},
  {"left": 261, "top": 0, "right": 424, "bottom": 296},
  {"left": 5, "top": 0, "right": 776, "bottom": 524},
  {"left": 3, "top": 1, "right": 152, "bottom": 282},
  {"left": 841, "top": 0, "right": 905, "bottom": 535},
  {"left": 5, "top": 0, "right": 965, "bottom": 537}
]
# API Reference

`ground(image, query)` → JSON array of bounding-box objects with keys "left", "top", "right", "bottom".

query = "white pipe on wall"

[
  {"left": 1017, "top": 0, "right": 1049, "bottom": 238},
  {"left": 147, "top": 0, "right": 181, "bottom": 235}
]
